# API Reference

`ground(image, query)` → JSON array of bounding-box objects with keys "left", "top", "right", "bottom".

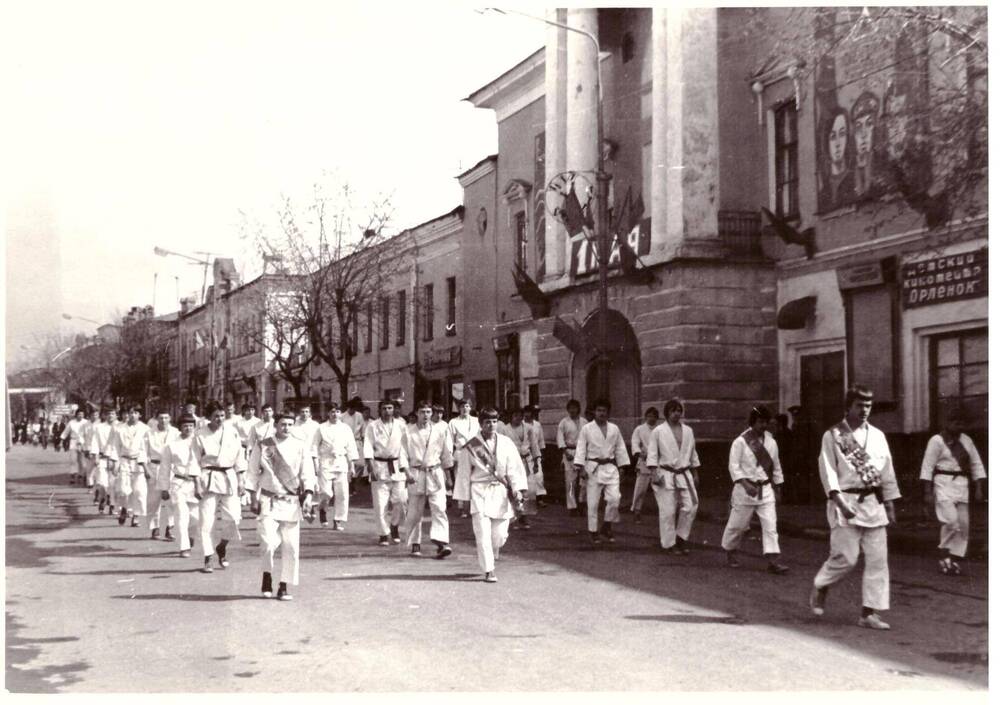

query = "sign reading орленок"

[{"left": 900, "top": 247, "right": 987, "bottom": 309}]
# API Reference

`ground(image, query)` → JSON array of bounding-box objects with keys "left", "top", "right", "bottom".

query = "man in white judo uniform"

[
  {"left": 364, "top": 399, "right": 410, "bottom": 546},
  {"left": 315, "top": 402, "right": 359, "bottom": 530},
  {"left": 248, "top": 412, "right": 316, "bottom": 601},
  {"left": 61, "top": 408, "right": 90, "bottom": 487},
  {"left": 194, "top": 401, "right": 247, "bottom": 573},
  {"left": 557, "top": 400, "right": 586, "bottom": 515},
  {"left": 721, "top": 406, "right": 789, "bottom": 574},
  {"left": 247, "top": 403, "right": 275, "bottom": 452},
  {"left": 158, "top": 415, "right": 201, "bottom": 557},
  {"left": 448, "top": 399, "right": 480, "bottom": 518},
  {"left": 810, "top": 385, "right": 901, "bottom": 630},
  {"left": 460, "top": 407, "right": 528, "bottom": 582},
  {"left": 234, "top": 404, "right": 260, "bottom": 456},
  {"left": 145, "top": 411, "right": 179, "bottom": 540},
  {"left": 920, "top": 408, "right": 986, "bottom": 576},
  {"left": 112, "top": 406, "right": 152, "bottom": 528},
  {"left": 82, "top": 409, "right": 102, "bottom": 504},
  {"left": 500, "top": 406, "right": 540, "bottom": 529},
  {"left": 400, "top": 401, "right": 455, "bottom": 558},
  {"left": 646, "top": 399, "right": 700, "bottom": 554},
  {"left": 629, "top": 406, "right": 661, "bottom": 522},
  {"left": 525, "top": 405, "right": 549, "bottom": 507},
  {"left": 91, "top": 409, "right": 118, "bottom": 515},
  {"left": 574, "top": 398, "right": 630, "bottom": 544}
]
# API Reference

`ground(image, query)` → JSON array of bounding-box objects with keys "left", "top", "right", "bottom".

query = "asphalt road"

[{"left": 4, "top": 445, "right": 988, "bottom": 692}]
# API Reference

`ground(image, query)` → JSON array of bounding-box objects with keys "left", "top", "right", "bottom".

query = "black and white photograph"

[{"left": 3, "top": 2, "right": 989, "bottom": 695}]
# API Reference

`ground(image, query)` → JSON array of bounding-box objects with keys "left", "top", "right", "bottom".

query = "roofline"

[
  {"left": 463, "top": 48, "right": 545, "bottom": 107},
  {"left": 457, "top": 154, "right": 497, "bottom": 181}
]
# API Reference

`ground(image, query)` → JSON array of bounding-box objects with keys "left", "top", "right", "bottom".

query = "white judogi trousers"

[
  {"left": 401, "top": 471, "right": 449, "bottom": 546},
  {"left": 371, "top": 480, "right": 408, "bottom": 536},
  {"left": 169, "top": 480, "right": 199, "bottom": 551},
  {"left": 586, "top": 464, "right": 621, "bottom": 532},
  {"left": 88, "top": 456, "right": 106, "bottom": 489},
  {"left": 75, "top": 450, "right": 89, "bottom": 480},
  {"left": 115, "top": 459, "right": 148, "bottom": 517},
  {"left": 320, "top": 471, "right": 351, "bottom": 522},
  {"left": 472, "top": 513, "right": 510, "bottom": 573},
  {"left": 258, "top": 495, "right": 302, "bottom": 585},
  {"left": 198, "top": 492, "right": 242, "bottom": 557},
  {"left": 562, "top": 455, "right": 582, "bottom": 509},
  {"left": 937, "top": 499, "right": 971, "bottom": 557},
  {"left": 652, "top": 470, "right": 698, "bottom": 548},
  {"left": 721, "top": 483, "right": 780, "bottom": 555},
  {"left": 814, "top": 523, "right": 890, "bottom": 611},
  {"left": 147, "top": 490, "right": 175, "bottom": 530},
  {"left": 631, "top": 461, "right": 653, "bottom": 513}
]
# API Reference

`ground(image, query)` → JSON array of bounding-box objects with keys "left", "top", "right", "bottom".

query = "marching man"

[
  {"left": 112, "top": 406, "right": 152, "bottom": 528},
  {"left": 234, "top": 404, "right": 260, "bottom": 457},
  {"left": 158, "top": 415, "right": 201, "bottom": 557},
  {"left": 557, "top": 399, "right": 586, "bottom": 515},
  {"left": 525, "top": 405, "right": 549, "bottom": 507},
  {"left": 363, "top": 399, "right": 410, "bottom": 546},
  {"left": 247, "top": 412, "right": 317, "bottom": 601},
  {"left": 145, "top": 410, "right": 179, "bottom": 540},
  {"left": 811, "top": 385, "right": 900, "bottom": 629},
  {"left": 646, "top": 399, "right": 701, "bottom": 554},
  {"left": 400, "top": 401, "right": 455, "bottom": 558},
  {"left": 500, "top": 406, "right": 540, "bottom": 529},
  {"left": 574, "top": 398, "right": 630, "bottom": 544},
  {"left": 91, "top": 409, "right": 117, "bottom": 515},
  {"left": 629, "top": 406, "right": 661, "bottom": 522},
  {"left": 82, "top": 409, "right": 101, "bottom": 504},
  {"left": 920, "top": 408, "right": 986, "bottom": 576},
  {"left": 61, "top": 408, "right": 89, "bottom": 487},
  {"left": 247, "top": 403, "right": 276, "bottom": 452},
  {"left": 459, "top": 407, "right": 528, "bottom": 583},
  {"left": 721, "top": 406, "right": 789, "bottom": 574},
  {"left": 314, "top": 402, "right": 359, "bottom": 530},
  {"left": 193, "top": 400, "right": 247, "bottom": 574},
  {"left": 448, "top": 399, "right": 480, "bottom": 518}
]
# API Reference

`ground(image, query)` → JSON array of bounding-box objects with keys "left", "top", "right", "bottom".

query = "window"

[
  {"left": 350, "top": 305, "right": 358, "bottom": 356},
  {"left": 931, "top": 329, "right": 987, "bottom": 429},
  {"left": 528, "top": 383, "right": 539, "bottom": 407},
  {"left": 380, "top": 296, "right": 390, "bottom": 350},
  {"left": 396, "top": 290, "right": 406, "bottom": 346},
  {"left": 514, "top": 211, "right": 528, "bottom": 271},
  {"left": 365, "top": 301, "right": 373, "bottom": 353},
  {"left": 473, "top": 380, "right": 496, "bottom": 410},
  {"left": 446, "top": 277, "right": 457, "bottom": 337},
  {"left": 774, "top": 100, "right": 799, "bottom": 219},
  {"left": 422, "top": 283, "right": 434, "bottom": 341}
]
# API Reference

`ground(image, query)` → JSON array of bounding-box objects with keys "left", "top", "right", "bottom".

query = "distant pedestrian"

[
  {"left": 920, "top": 409, "right": 986, "bottom": 576},
  {"left": 810, "top": 385, "right": 900, "bottom": 630},
  {"left": 646, "top": 399, "right": 700, "bottom": 554},
  {"left": 629, "top": 406, "right": 660, "bottom": 521},
  {"left": 574, "top": 398, "right": 630, "bottom": 545},
  {"left": 721, "top": 406, "right": 789, "bottom": 575},
  {"left": 51, "top": 420, "right": 63, "bottom": 452}
]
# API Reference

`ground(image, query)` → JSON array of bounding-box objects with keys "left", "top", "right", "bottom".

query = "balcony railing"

[{"left": 718, "top": 210, "right": 762, "bottom": 256}]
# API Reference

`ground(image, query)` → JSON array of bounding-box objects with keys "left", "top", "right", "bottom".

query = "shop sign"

[
  {"left": 423, "top": 346, "right": 461, "bottom": 371},
  {"left": 837, "top": 262, "right": 885, "bottom": 290},
  {"left": 901, "top": 247, "right": 987, "bottom": 309}
]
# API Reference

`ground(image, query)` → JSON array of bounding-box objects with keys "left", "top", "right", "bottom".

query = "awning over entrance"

[{"left": 777, "top": 296, "right": 817, "bottom": 330}]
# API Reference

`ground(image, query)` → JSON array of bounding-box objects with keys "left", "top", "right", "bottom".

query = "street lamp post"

[
  {"left": 485, "top": 8, "right": 611, "bottom": 399},
  {"left": 62, "top": 313, "right": 101, "bottom": 326}
]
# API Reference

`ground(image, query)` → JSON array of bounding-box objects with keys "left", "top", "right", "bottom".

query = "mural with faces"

[{"left": 813, "top": 9, "right": 931, "bottom": 213}]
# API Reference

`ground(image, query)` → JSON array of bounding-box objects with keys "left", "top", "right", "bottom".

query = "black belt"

[
  {"left": 260, "top": 488, "right": 297, "bottom": 501},
  {"left": 149, "top": 460, "right": 161, "bottom": 465},
  {"left": 662, "top": 466, "right": 693, "bottom": 474},
  {"left": 173, "top": 473, "right": 196, "bottom": 481},
  {"left": 590, "top": 457, "right": 615, "bottom": 465},
  {"left": 933, "top": 469, "right": 969, "bottom": 478},
  {"left": 841, "top": 486, "right": 884, "bottom": 504}
]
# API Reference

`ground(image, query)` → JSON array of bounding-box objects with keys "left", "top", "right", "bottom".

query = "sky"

[{"left": 3, "top": 0, "right": 545, "bottom": 369}]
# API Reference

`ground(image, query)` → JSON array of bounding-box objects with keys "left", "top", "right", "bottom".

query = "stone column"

[
  {"left": 544, "top": 8, "right": 567, "bottom": 280},
  {"left": 565, "top": 7, "right": 599, "bottom": 272},
  {"left": 651, "top": 7, "right": 670, "bottom": 254}
]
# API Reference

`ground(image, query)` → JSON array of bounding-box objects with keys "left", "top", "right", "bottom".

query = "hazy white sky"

[{"left": 3, "top": 1, "right": 544, "bottom": 362}]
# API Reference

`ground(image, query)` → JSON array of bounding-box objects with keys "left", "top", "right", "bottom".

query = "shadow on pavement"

[
  {"left": 325, "top": 572, "right": 482, "bottom": 582},
  {"left": 5, "top": 611, "right": 89, "bottom": 693},
  {"left": 625, "top": 614, "right": 747, "bottom": 625},
  {"left": 111, "top": 594, "right": 263, "bottom": 602}
]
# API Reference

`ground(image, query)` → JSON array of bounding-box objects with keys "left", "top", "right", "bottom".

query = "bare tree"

[{"left": 243, "top": 178, "right": 407, "bottom": 406}]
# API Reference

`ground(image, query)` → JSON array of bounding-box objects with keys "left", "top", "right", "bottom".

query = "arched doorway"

[{"left": 572, "top": 309, "right": 642, "bottom": 430}]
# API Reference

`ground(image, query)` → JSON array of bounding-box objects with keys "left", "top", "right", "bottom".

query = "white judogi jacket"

[
  {"left": 62, "top": 418, "right": 88, "bottom": 451},
  {"left": 530, "top": 419, "right": 547, "bottom": 451},
  {"left": 729, "top": 429, "right": 783, "bottom": 506},
  {"left": 344, "top": 411, "right": 365, "bottom": 455},
  {"left": 194, "top": 423, "right": 247, "bottom": 495},
  {"left": 920, "top": 433, "right": 986, "bottom": 504},
  {"left": 501, "top": 422, "right": 540, "bottom": 464},
  {"left": 315, "top": 420, "right": 360, "bottom": 476},
  {"left": 81, "top": 420, "right": 98, "bottom": 455},
  {"left": 247, "top": 418, "right": 275, "bottom": 450},
  {"left": 448, "top": 415, "right": 480, "bottom": 453},
  {"left": 556, "top": 416, "right": 584, "bottom": 457},
  {"left": 574, "top": 421, "right": 630, "bottom": 483},
  {"left": 247, "top": 433, "right": 318, "bottom": 522},
  {"left": 463, "top": 432, "right": 528, "bottom": 519},
  {"left": 630, "top": 422, "right": 659, "bottom": 474},
  {"left": 113, "top": 422, "right": 151, "bottom": 468},
  {"left": 158, "top": 435, "right": 201, "bottom": 503},
  {"left": 91, "top": 422, "right": 117, "bottom": 461},
  {"left": 647, "top": 422, "right": 700, "bottom": 489},
  {"left": 146, "top": 425, "right": 179, "bottom": 477},
  {"left": 363, "top": 418, "right": 410, "bottom": 482},
  {"left": 234, "top": 415, "right": 259, "bottom": 448},
  {"left": 293, "top": 419, "right": 321, "bottom": 458},
  {"left": 819, "top": 421, "right": 901, "bottom": 528},
  {"left": 403, "top": 422, "right": 455, "bottom": 494}
]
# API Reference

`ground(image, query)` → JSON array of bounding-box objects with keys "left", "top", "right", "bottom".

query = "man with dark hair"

[
  {"left": 524, "top": 404, "right": 549, "bottom": 507},
  {"left": 574, "top": 398, "right": 630, "bottom": 544},
  {"left": 193, "top": 400, "right": 247, "bottom": 573},
  {"left": 920, "top": 409, "right": 986, "bottom": 576},
  {"left": 721, "top": 406, "right": 789, "bottom": 574},
  {"left": 248, "top": 411, "right": 316, "bottom": 601},
  {"left": 647, "top": 399, "right": 701, "bottom": 554},
  {"left": 145, "top": 410, "right": 179, "bottom": 540},
  {"left": 629, "top": 406, "right": 661, "bottom": 521},
  {"left": 234, "top": 403, "right": 260, "bottom": 457},
  {"left": 557, "top": 399, "right": 586, "bottom": 515},
  {"left": 62, "top": 408, "right": 89, "bottom": 486},
  {"left": 460, "top": 407, "right": 528, "bottom": 582},
  {"left": 364, "top": 399, "right": 410, "bottom": 546},
  {"left": 91, "top": 409, "right": 117, "bottom": 514},
  {"left": 448, "top": 398, "right": 480, "bottom": 518},
  {"left": 183, "top": 400, "right": 206, "bottom": 429},
  {"left": 401, "top": 400, "right": 455, "bottom": 558},
  {"left": 247, "top": 403, "right": 275, "bottom": 452},
  {"left": 500, "top": 406, "right": 540, "bottom": 529},
  {"left": 811, "top": 385, "right": 900, "bottom": 630},
  {"left": 315, "top": 402, "right": 359, "bottom": 530},
  {"left": 158, "top": 415, "right": 201, "bottom": 557},
  {"left": 112, "top": 405, "right": 152, "bottom": 528}
]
